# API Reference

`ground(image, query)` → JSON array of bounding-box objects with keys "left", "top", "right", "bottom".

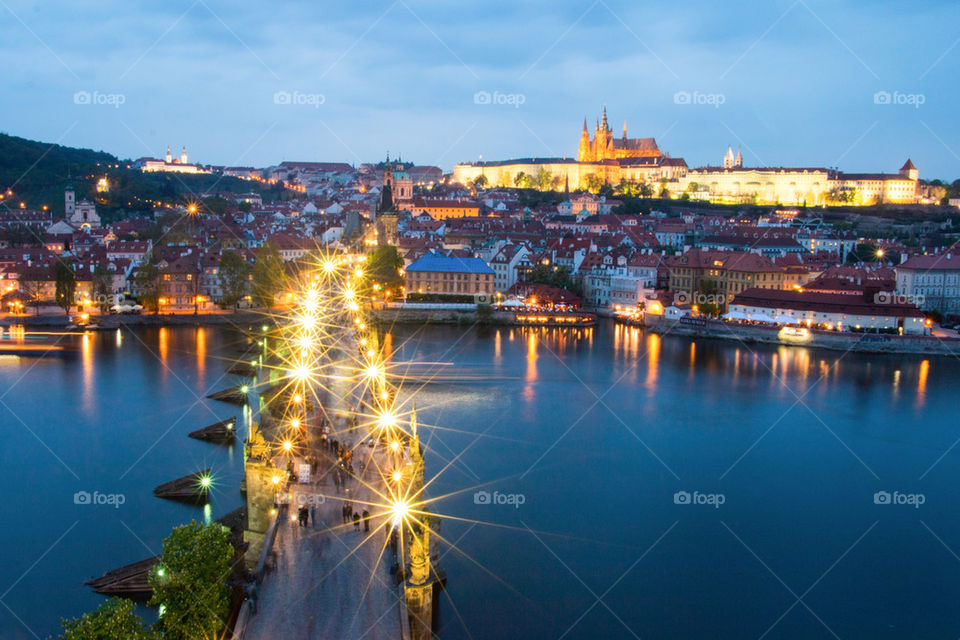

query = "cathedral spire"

[
  {"left": 601, "top": 105, "right": 609, "bottom": 131},
  {"left": 622, "top": 120, "right": 627, "bottom": 139},
  {"left": 582, "top": 117, "right": 588, "bottom": 133}
]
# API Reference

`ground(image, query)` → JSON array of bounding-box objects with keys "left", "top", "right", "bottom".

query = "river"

[{"left": 2, "top": 322, "right": 959, "bottom": 639}]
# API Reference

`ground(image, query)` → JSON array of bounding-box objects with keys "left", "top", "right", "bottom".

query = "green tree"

[
  {"left": 251, "top": 241, "right": 284, "bottom": 308},
  {"left": 135, "top": 255, "right": 161, "bottom": 313},
  {"left": 238, "top": 201, "right": 252, "bottom": 213},
  {"left": 218, "top": 250, "right": 248, "bottom": 308},
  {"left": 513, "top": 172, "right": 527, "bottom": 187},
  {"left": 585, "top": 174, "right": 604, "bottom": 193},
  {"left": 58, "top": 598, "right": 151, "bottom": 640},
  {"left": 91, "top": 263, "right": 112, "bottom": 312},
  {"left": 534, "top": 167, "right": 554, "bottom": 191},
  {"left": 473, "top": 174, "right": 488, "bottom": 189},
  {"left": 149, "top": 521, "right": 233, "bottom": 640},
  {"left": 54, "top": 259, "right": 77, "bottom": 315},
  {"left": 366, "top": 244, "right": 404, "bottom": 299}
]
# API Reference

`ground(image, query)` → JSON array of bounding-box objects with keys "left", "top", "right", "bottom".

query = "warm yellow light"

[
  {"left": 283, "top": 440, "right": 293, "bottom": 451},
  {"left": 388, "top": 498, "right": 411, "bottom": 525},
  {"left": 292, "top": 394, "right": 302, "bottom": 404},
  {"left": 392, "top": 471, "right": 403, "bottom": 482},
  {"left": 377, "top": 410, "right": 398, "bottom": 429},
  {"left": 390, "top": 440, "right": 401, "bottom": 452},
  {"left": 272, "top": 475, "right": 281, "bottom": 485},
  {"left": 291, "top": 418, "right": 301, "bottom": 429}
]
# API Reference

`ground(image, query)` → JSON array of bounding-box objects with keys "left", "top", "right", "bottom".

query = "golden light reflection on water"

[
  {"left": 525, "top": 332, "right": 537, "bottom": 382},
  {"left": 918, "top": 359, "right": 929, "bottom": 403},
  {"left": 494, "top": 330, "right": 501, "bottom": 363},
  {"left": 196, "top": 327, "right": 206, "bottom": 378},
  {"left": 158, "top": 327, "right": 169, "bottom": 372},
  {"left": 646, "top": 333, "right": 660, "bottom": 387},
  {"left": 81, "top": 332, "right": 94, "bottom": 411}
]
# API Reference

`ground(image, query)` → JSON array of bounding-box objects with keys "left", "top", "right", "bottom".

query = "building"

[
  {"left": 64, "top": 186, "right": 101, "bottom": 230},
  {"left": 729, "top": 287, "right": 927, "bottom": 334},
  {"left": 896, "top": 251, "right": 960, "bottom": 317},
  {"left": 134, "top": 147, "right": 209, "bottom": 174},
  {"left": 666, "top": 249, "right": 784, "bottom": 311},
  {"left": 404, "top": 252, "right": 495, "bottom": 297},
  {"left": 408, "top": 198, "right": 479, "bottom": 221},
  {"left": 679, "top": 159, "right": 919, "bottom": 206},
  {"left": 578, "top": 107, "right": 663, "bottom": 162}
]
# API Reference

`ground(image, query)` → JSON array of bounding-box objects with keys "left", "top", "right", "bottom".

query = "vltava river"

[{"left": 1, "top": 322, "right": 958, "bottom": 639}]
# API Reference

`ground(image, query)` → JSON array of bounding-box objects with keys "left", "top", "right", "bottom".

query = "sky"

[{"left": 2, "top": 0, "right": 959, "bottom": 179}]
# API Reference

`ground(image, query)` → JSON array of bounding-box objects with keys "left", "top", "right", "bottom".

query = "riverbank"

[
  {"left": 643, "top": 313, "right": 960, "bottom": 355},
  {"left": 0, "top": 310, "right": 269, "bottom": 329},
  {"left": 372, "top": 304, "right": 596, "bottom": 327}
]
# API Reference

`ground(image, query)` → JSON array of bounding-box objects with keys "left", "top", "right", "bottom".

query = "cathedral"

[{"left": 577, "top": 107, "right": 663, "bottom": 162}]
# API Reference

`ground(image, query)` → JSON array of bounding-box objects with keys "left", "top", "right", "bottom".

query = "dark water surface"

[{"left": 2, "top": 322, "right": 959, "bottom": 639}]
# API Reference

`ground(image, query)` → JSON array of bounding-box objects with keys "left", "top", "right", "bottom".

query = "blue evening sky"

[{"left": 2, "top": 0, "right": 958, "bottom": 179}]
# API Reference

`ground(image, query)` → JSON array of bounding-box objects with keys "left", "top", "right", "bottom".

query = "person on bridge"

[
  {"left": 341, "top": 503, "right": 351, "bottom": 523},
  {"left": 362, "top": 509, "right": 370, "bottom": 532},
  {"left": 310, "top": 505, "right": 316, "bottom": 526},
  {"left": 353, "top": 512, "right": 360, "bottom": 532}
]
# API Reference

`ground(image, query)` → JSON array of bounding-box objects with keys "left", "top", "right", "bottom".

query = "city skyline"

[{"left": 3, "top": 0, "right": 960, "bottom": 178}]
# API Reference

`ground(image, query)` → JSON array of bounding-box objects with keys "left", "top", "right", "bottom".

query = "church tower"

[
  {"left": 165, "top": 146, "right": 172, "bottom": 163},
  {"left": 735, "top": 148, "right": 743, "bottom": 168},
  {"left": 180, "top": 147, "right": 188, "bottom": 164},
  {"left": 723, "top": 146, "right": 735, "bottom": 169},
  {"left": 65, "top": 185, "right": 75, "bottom": 217},
  {"left": 578, "top": 119, "right": 591, "bottom": 162}
]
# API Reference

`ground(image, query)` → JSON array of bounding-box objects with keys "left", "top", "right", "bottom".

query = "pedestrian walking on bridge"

[{"left": 353, "top": 512, "right": 360, "bottom": 532}]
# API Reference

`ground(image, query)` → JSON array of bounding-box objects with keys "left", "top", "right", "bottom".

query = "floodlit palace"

[{"left": 452, "top": 107, "right": 921, "bottom": 206}]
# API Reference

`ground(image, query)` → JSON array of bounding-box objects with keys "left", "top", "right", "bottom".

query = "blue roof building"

[{"left": 405, "top": 251, "right": 495, "bottom": 297}]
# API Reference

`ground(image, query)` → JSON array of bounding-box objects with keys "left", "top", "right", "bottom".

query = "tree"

[
  {"left": 534, "top": 167, "right": 554, "bottom": 191},
  {"left": 58, "top": 598, "right": 151, "bottom": 640},
  {"left": 251, "top": 241, "right": 284, "bottom": 308},
  {"left": 238, "top": 201, "right": 252, "bottom": 213},
  {"left": 473, "top": 174, "right": 488, "bottom": 189},
  {"left": 92, "top": 264, "right": 112, "bottom": 312},
  {"left": 218, "top": 250, "right": 249, "bottom": 308},
  {"left": 366, "top": 244, "right": 404, "bottom": 299},
  {"left": 513, "top": 172, "right": 527, "bottom": 188},
  {"left": 149, "top": 521, "right": 233, "bottom": 640},
  {"left": 135, "top": 255, "right": 161, "bottom": 313},
  {"left": 585, "top": 173, "right": 604, "bottom": 193},
  {"left": 54, "top": 259, "right": 77, "bottom": 315}
]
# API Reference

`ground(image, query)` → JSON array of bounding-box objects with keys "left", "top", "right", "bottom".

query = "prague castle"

[
  {"left": 454, "top": 107, "right": 686, "bottom": 191},
  {"left": 453, "top": 106, "right": 921, "bottom": 205}
]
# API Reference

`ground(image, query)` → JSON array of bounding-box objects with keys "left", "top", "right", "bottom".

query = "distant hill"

[{"left": 0, "top": 133, "right": 292, "bottom": 220}]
